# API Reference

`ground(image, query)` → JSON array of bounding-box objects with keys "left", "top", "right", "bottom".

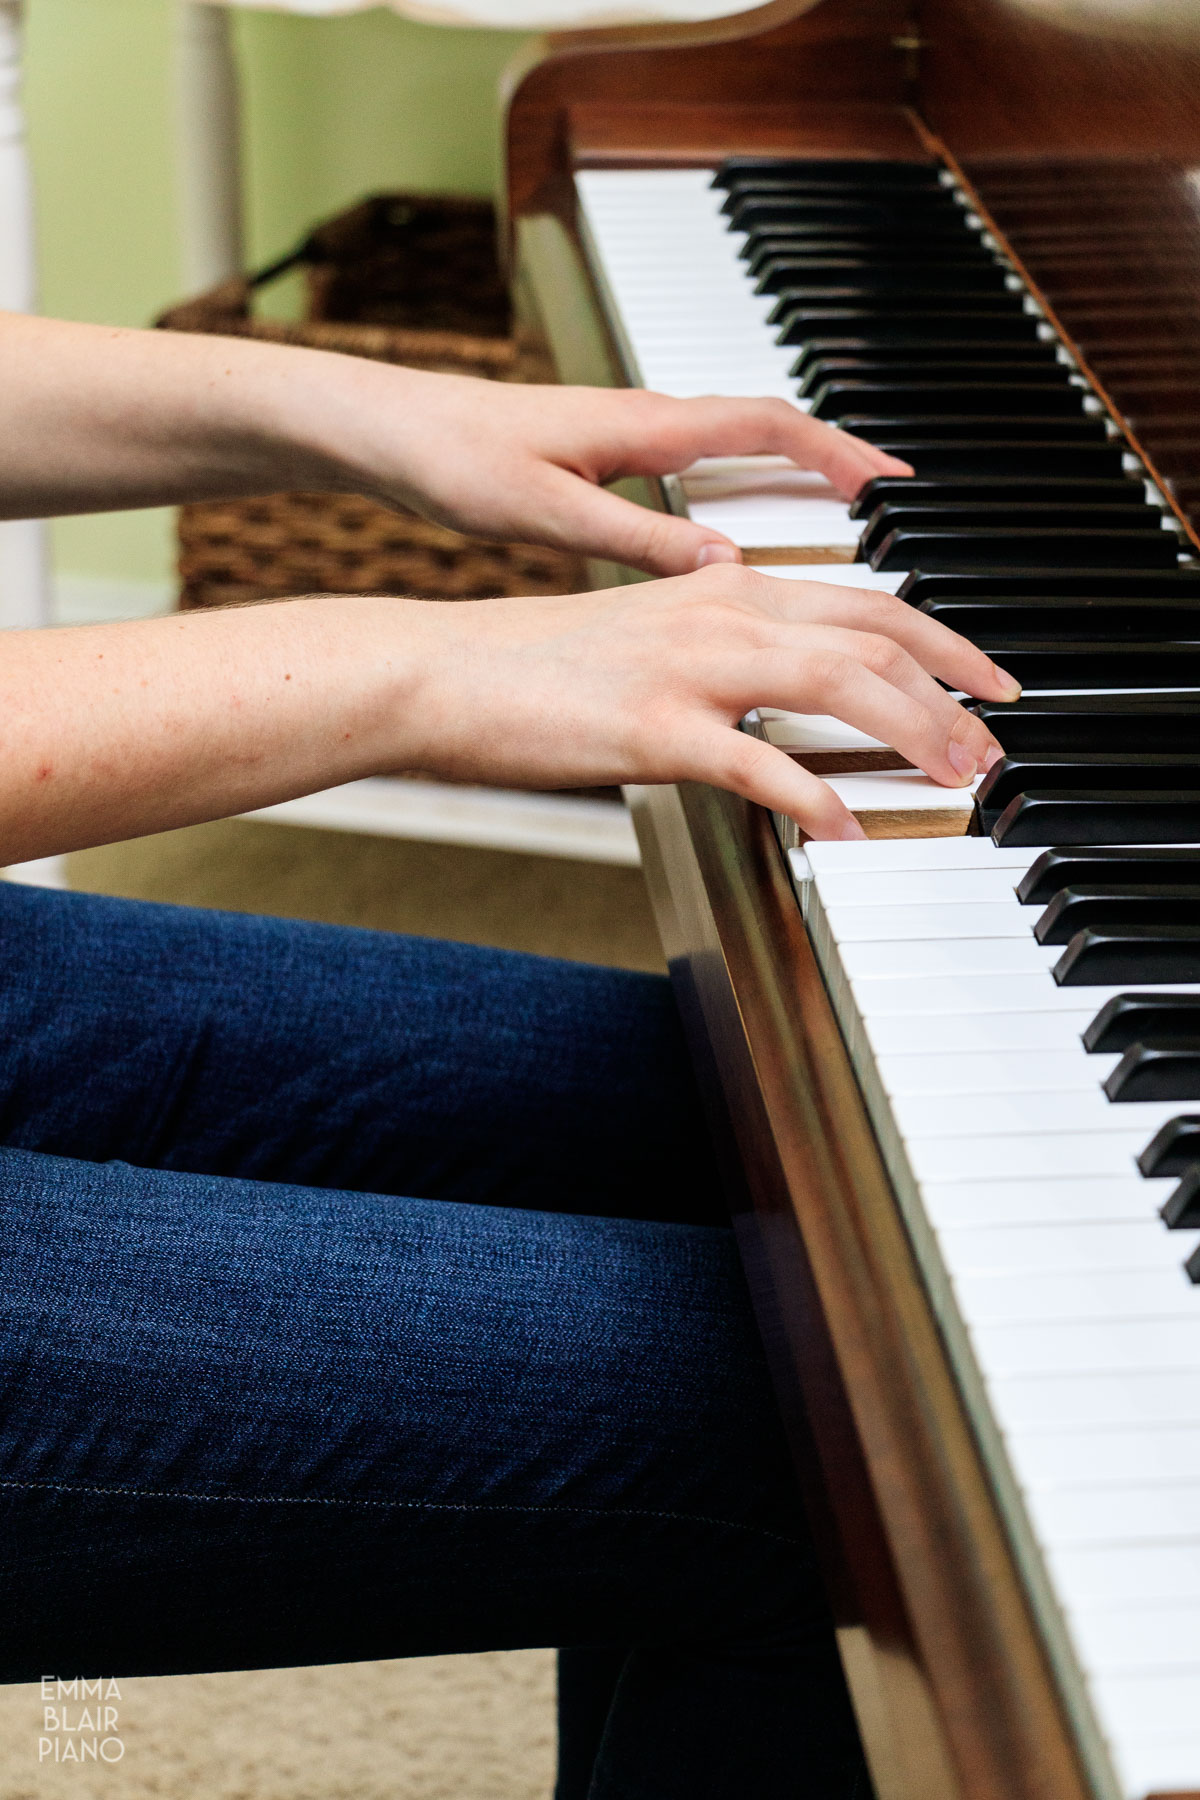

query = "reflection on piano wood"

[{"left": 505, "top": 5, "right": 1200, "bottom": 1799}]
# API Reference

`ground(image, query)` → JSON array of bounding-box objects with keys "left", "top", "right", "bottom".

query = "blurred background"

[{"left": 2, "top": 3, "right": 666, "bottom": 1794}]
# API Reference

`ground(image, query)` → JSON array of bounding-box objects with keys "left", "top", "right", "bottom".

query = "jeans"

[{"left": 0, "top": 882, "right": 865, "bottom": 1798}]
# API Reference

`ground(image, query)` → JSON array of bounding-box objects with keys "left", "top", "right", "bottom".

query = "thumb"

[{"left": 535, "top": 468, "right": 743, "bottom": 576}]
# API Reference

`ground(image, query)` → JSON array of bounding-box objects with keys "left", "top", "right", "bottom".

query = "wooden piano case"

[{"left": 502, "top": 7, "right": 1200, "bottom": 1798}]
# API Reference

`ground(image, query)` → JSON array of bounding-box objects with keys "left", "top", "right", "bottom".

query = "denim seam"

[{"left": 0, "top": 1476, "right": 802, "bottom": 1550}]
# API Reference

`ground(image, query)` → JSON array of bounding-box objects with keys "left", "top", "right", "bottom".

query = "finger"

[
  {"left": 686, "top": 722, "right": 866, "bottom": 841},
  {"left": 764, "top": 580, "right": 1022, "bottom": 705},
  {"left": 592, "top": 394, "right": 913, "bottom": 500},
  {"left": 525, "top": 465, "right": 745, "bottom": 577},
  {"left": 745, "top": 641, "right": 1002, "bottom": 790}
]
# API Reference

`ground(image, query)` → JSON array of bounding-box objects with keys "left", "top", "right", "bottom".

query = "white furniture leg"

[
  {"left": 0, "top": 0, "right": 49, "bottom": 633},
  {"left": 173, "top": 1, "right": 244, "bottom": 292}
]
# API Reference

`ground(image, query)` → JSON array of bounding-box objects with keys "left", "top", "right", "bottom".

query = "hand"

[
  {"left": 327, "top": 369, "right": 912, "bottom": 578},
  {"left": 400, "top": 566, "right": 1018, "bottom": 841}
]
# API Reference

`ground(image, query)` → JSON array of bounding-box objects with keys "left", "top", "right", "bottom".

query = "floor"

[{"left": 0, "top": 817, "right": 667, "bottom": 1799}]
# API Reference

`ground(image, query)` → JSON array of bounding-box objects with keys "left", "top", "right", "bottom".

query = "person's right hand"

[{"left": 398, "top": 565, "right": 1020, "bottom": 842}]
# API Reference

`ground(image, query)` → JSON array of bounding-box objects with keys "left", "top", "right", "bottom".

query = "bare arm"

[{"left": 0, "top": 312, "right": 908, "bottom": 576}]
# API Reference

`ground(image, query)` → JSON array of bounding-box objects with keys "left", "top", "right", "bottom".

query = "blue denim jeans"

[{"left": 0, "top": 882, "right": 865, "bottom": 1798}]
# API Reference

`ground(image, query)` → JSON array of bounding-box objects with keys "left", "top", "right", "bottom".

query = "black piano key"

[
  {"left": 728, "top": 196, "right": 964, "bottom": 232},
  {"left": 771, "top": 290, "right": 1027, "bottom": 318},
  {"left": 979, "top": 644, "right": 1200, "bottom": 688},
  {"left": 1103, "top": 1041, "right": 1200, "bottom": 1102},
  {"left": 746, "top": 238, "right": 996, "bottom": 277},
  {"left": 1138, "top": 1115, "right": 1200, "bottom": 1177},
  {"left": 756, "top": 262, "right": 1011, "bottom": 297},
  {"left": 845, "top": 415, "right": 1109, "bottom": 444},
  {"left": 798, "top": 359, "right": 1072, "bottom": 400},
  {"left": 712, "top": 158, "right": 942, "bottom": 189},
  {"left": 791, "top": 339, "right": 1061, "bottom": 380},
  {"left": 1022, "top": 849, "right": 1200, "bottom": 908},
  {"left": 870, "top": 529, "right": 1177, "bottom": 574},
  {"left": 850, "top": 475, "right": 1147, "bottom": 520},
  {"left": 881, "top": 444, "right": 1129, "bottom": 478},
  {"left": 991, "top": 791, "right": 1200, "bottom": 848},
  {"left": 771, "top": 303, "right": 1041, "bottom": 339},
  {"left": 899, "top": 569, "right": 1200, "bottom": 604},
  {"left": 811, "top": 382, "right": 1087, "bottom": 422},
  {"left": 1180, "top": 1243, "right": 1200, "bottom": 1283},
  {"left": 979, "top": 754, "right": 1200, "bottom": 826},
  {"left": 864, "top": 507, "right": 1163, "bottom": 562},
  {"left": 1034, "top": 886, "right": 1200, "bottom": 946},
  {"left": 1053, "top": 925, "right": 1200, "bottom": 986},
  {"left": 1160, "top": 1164, "right": 1200, "bottom": 1228},
  {"left": 775, "top": 310, "right": 1044, "bottom": 346},
  {"left": 977, "top": 697, "right": 1200, "bottom": 758},
  {"left": 932, "top": 594, "right": 1194, "bottom": 631},
  {"left": 1083, "top": 992, "right": 1200, "bottom": 1053}
]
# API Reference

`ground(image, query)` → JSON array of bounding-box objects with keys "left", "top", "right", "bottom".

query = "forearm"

[
  {"left": 0, "top": 597, "right": 427, "bottom": 862},
  {"left": 0, "top": 313, "right": 379, "bottom": 519}
]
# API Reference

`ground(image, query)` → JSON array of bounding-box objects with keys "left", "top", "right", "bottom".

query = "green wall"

[{"left": 22, "top": 0, "right": 526, "bottom": 589}]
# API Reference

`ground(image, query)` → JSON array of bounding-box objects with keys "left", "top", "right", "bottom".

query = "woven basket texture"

[{"left": 157, "top": 193, "right": 587, "bottom": 611}]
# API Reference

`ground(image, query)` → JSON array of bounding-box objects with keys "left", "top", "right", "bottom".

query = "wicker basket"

[{"left": 157, "top": 193, "right": 587, "bottom": 611}]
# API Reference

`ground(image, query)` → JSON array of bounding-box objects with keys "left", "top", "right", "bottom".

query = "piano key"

[
  {"left": 899, "top": 567, "right": 1200, "bottom": 603},
  {"left": 1138, "top": 1115, "right": 1200, "bottom": 1177},
  {"left": 1104, "top": 1042, "right": 1200, "bottom": 1103},
  {"left": 992, "top": 792, "right": 1200, "bottom": 847},
  {"left": 853, "top": 972, "right": 1200, "bottom": 1019},
  {"left": 1053, "top": 925, "right": 1200, "bottom": 986},
  {"left": 849, "top": 473, "right": 1149, "bottom": 518},
  {"left": 971, "top": 1310, "right": 1200, "bottom": 1376},
  {"left": 922, "top": 595, "right": 1190, "bottom": 637},
  {"left": 871, "top": 528, "right": 1179, "bottom": 573},
  {"left": 748, "top": 240, "right": 999, "bottom": 279},
  {"left": 1162, "top": 1166, "right": 1200, "bottom": 1228},
  {"left": 815, "top": 866, "right": 1023, "bottom": 904},
  {"left": 1084, "top": 993, "right": 1200, "bottom": 1052},
  {"left": 773, "top": 307, "right": 1045, "bottom": 345},
  {"left": 938, "top": 1216, "right": 1185, "bottom": 1273},
  {"left": 842, "top": 413, "right": 1109, "bottom": 443},
  {"left": 870, "top": 1011, "right": 1100, "bottom": 1057},
  {"left": 980, "top": 755, "right": 1200, "bottom": 821},
  {"left": 1020, "top": 848, "right": 1200, "bottom": 906},
  {"left": 972, "top": 695, "right": 1200, "bottom": 756},
  {"left": 1034, "top": 887, "right": 1200, "bottom": 946},
  {"left": 875, "top": 1047, "right": 1120, "bottom": 1094},
  {"left": 728, "top": 196, "right": 967, "bottom": 232},
  {"left": 799, "top": 355, "right": 1071, "bottom": 397},
  {"left": 755, "top": 262, "right": 1011, "bottom": 297},
  {"left": 950, "top": 1262, "right": 1192, "bottom": 1325},
  {"left": 812, "top": 380, "right": 1087, "bottom": 421},
  {"left": 976, "top": 645, "right": 1200, "bottom": 690},
  {"left": 924, "top": 1175, "right": 1174, "bottom": 1230},
  {"left": 879, "top": 442, "right": 1130, "bottom": 477},
  {"left": 989, "top": 1367, "right": 1200, "bottom": 1433},
  {"left": 892, "top": 1087, "right": 1182, "bottom": 1140},
  {"left": 792, "top": 336, "right": 1059, "bottom": 379},
  {"left": 860, "top": 504, "right": 1160, "bottom": 561}
]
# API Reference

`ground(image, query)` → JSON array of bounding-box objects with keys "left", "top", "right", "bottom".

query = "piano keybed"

[{"left": 576, "top": 152, "right": 1200, "bottom": 1798}]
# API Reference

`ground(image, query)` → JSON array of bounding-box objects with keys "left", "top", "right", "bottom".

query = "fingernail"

[
  {"left": 947, "top": 740, "right": 978, "bottom": 783},
  {"left": 882, "top": 456, "right": 915, "bottom": 476},
  {"left": 840, "top": 817, "right": 868, "bottom": 841},
  {"left": 992, "top": 661, "right": 1023, "bottom": 700},
  {"left": 982, "top": 741, "right": 1005, "bottom": 773},
  {"left": 695, "top": 541, "right": 741, "bottom": 569}
]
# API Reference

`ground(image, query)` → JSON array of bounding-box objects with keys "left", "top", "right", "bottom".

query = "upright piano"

[{"left": 500, "top": 7, "right": 1200, "bottom": 1798}]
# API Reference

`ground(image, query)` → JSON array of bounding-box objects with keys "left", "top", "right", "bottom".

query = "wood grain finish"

[
  {"left": 630, "top": 782, "right": 1097, "bottom": 1800},
  {"left": 506, "top": 5, "right": 1200, "bottom": 1794}
]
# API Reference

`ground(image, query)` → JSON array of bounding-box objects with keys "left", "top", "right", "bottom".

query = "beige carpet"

[{"left": 1, "top": 817, "right": 667, "bottom": 1798}]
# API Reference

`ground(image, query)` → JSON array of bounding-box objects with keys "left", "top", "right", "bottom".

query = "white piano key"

[
  {"left": 952, "top": 1263, "right": 1194, "bottom": 1326},
  {"left": 1052, "top": 1540, "right": 1200, "bottom": 1607},
  {"left": 1069, "top": 1602, "right": 1200, "bottom": 1675},
  {"left": 842, "top": 935, "right": 1056, "bottom": 979},
  {"left": 876, "top": 1049, "right": 1118, "bottom": 1095},
  {"left": 924, "top": 1175, "right": 1174, "bottom": 1229},
  {"left": 828, "top": 900, "right": 1033, "bottom": 941},
  {"left": 991, "top": 1372, "right": 1200, "bottom": 1436},
  {"left": 1114, "top": 1731, "right": 1200, "bottom": 1800},
  {"left": 893, "top": 1088, "right": 1183, "bottom": 1139},
  {"left": 827, "top": 771, "right": 981, "bottom": 817},
  {"left": 904, "top": 1130, "right": 1151, "bottom": 1183},
  {"left": 760, "top": 712, "right": 888, "bottom": 754},
  {"left": 936, "top": 1219, "right": 1183, "bottom": 1274},
  {"left": 815, "top": 867, "right": 1023, "bottom": 906},
  {"left": 864, "top": 1009, "right": 1099, "bottom": 1056},
  {"left": 806, "top": 837, "right": 1033, "bottom": 875},
  {"left": 851, "top": 975, "right": 1200, "bottom": 1018},
  {"left": 972, "top": 1314, "right": 1200, "bottom": 1378}
]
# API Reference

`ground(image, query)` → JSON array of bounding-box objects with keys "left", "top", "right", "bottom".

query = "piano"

[{"left": 501, "top": 6, "right": 1200, "bottom": 1799}]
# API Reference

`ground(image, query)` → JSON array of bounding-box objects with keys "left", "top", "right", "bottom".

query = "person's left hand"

[{"left": 326, "top": 367, "right": 912, "bottom": 577}]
